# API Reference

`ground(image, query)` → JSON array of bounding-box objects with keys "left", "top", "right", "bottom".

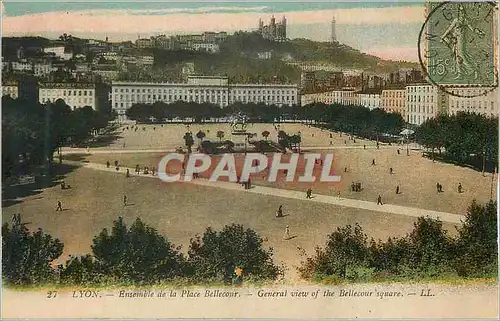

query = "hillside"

[{"left": 2, "top": 32, "right": 419, "bottom": 84}]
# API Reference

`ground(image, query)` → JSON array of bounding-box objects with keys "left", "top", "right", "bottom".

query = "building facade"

[
  {"left": 406, "top": 84, "right": 448, "bottom": 125},
  {"left": 43, "top": 46, "right": 73, "bottom": 60},
  {"left": 381, "top": 88, "right": 407, "bottom": 118},
  {"left": 447, "top": 87, "right": 498, "bottom": 118},
  {"left": 300, "top": 91, "right": 332, "bottom": 106},
  {"left": 2, "top": 82, "right": 19, "bottom": 99},
  {"left": 39, "top": 83, "right": 99, "bottom": 110},
  {"left": 331, "top": 89, "right": 359, "bottom": 106},
  {"left": 358, "top": 91, "right": 381, "bottom": 110},
  {"left": 111, "top": 76, "right": 298, "bottom": 121}
]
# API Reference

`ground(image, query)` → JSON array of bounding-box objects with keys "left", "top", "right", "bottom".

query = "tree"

[
  {"left": 454, "top": 200, "right": 498, "bottom": 276},
  {"left": 187, "top": 224, "right": 281, "bottom": 283},
  {"left": 299, "top": 224, "right": 368, "bottom": 280},
  {"left": 406, "top": 216, "right": 452, "bottom": 275},
  {"left": 216, "top": 130, "right": 225, "bottom": 141},
  {"left": 183, "top": 132, "right": 194, "bottom": 153},
  {"left": 261, "top": 130, "right": 270, "bottom": 141},
  {"left": 90, "top": 217, "right": 186, "bottom": 284},
  {"left": 2, "top": 221, "right": 64, "bottom": 285}
]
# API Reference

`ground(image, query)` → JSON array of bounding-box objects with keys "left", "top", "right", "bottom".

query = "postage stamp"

[
  {"left": 1, "top": 1, "right": 499, "bottom": 320},
  {"left": 419, "top": 1, "right": 498, "bottom": 97}
]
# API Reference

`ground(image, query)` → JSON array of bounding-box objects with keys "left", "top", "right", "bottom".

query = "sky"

[{"left": 1, "top": 1, "right": 425, "bottom": 61}]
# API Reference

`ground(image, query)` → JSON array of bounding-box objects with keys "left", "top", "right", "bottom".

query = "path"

[
  {"left": 63, "top": 160, "right": 463, "bottom": 224},
  {"left": 61, "top": 144, "right": 421, "bottom": 155}
]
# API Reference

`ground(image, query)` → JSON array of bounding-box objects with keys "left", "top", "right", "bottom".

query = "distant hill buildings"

[{"left": 258, "top": 16, "right": 287, "bottom": 42}]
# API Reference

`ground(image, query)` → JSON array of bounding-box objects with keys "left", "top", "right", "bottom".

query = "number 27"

[{"left": 47, "top": 291, "right": 57, "bottom": 298}]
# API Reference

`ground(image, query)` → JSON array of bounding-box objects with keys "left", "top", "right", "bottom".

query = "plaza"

[{"left": 3, "top": 123, "right": 496, "bottom": 282}]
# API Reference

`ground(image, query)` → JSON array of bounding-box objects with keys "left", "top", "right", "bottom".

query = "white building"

[
  {"left": 191, "top": 43, "right": 220, "bottom": 53},
  {"left": 111, "top": 76, "right": 298, "bottom": 121},
  {"left": 447, "top": 87, "right": 498, "bottom": 118},
  {"left": 300, "top": 91, "right": 332, "bottom": 106},
  {"left": 406, "top": 84, "right": 448, "bottom": 125},
  {"left": 39, "top": 83, "right": 98, "bottom": 110},
  {"left": 43, "top": 46, "right": 73, "bottom": 60},
  {"left": 358, "top": 91, "right": 381, "bottom": 110},
  {"left": 33, "top": 61, "right": 55, "bottom": 77},
  {"left": 2, "top": 82, "right": 19, "bottom": 99},
  {"left": 11, "top": 60, "right": 33, "bottom": 73},
  {"left": 331, "top": 89, "right": 359, "bottom": 106}
]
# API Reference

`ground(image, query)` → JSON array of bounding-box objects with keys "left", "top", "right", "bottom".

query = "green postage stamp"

[{"left": 422, "top": 2, "right": 497, "bottom": 86}]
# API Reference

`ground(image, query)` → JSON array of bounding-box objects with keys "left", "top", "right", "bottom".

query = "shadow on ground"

[{"left": 2, "top": 164, "right": 80, "bottom": 208}]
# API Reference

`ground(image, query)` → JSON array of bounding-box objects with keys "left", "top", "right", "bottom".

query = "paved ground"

[
  {"left": 68, "top": 147, "right": 496, "bottom": 214},
  {"left": 2, "top": 163, "right": 458, "bottom": 282},
  {"left": 88, "top": 123, "right": 377, "bottom": 150},
  {"left": 64, "top": 160, "right": 463, "bottom": 224}
]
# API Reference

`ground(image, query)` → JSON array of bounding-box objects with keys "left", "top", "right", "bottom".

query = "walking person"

[
  {"left": 126, "top": 169, "right": 130, "bottom": 178},
  {"left": 106, "top": 161, "right": 110, "bottom": 168},
  {"left": 56, "top": 201, "right": 63, "bottom": 211},
  {"left": 283, "top": 225, "right": 290, "bottom": 240},
  {"left": 389, "top": 167, "right": 393, "bottom": 175},
  {"left": 123, "top": 195, "right": 127, "bottom": 206},
  {"left": 363, "top": 144, "right": 366, "bottom": 150},
  {"left": 377, "top": 195, "right": 383, "bottom": 205},
  {"left": 306, "top": 188, "right": 312, "bottom": 199},
  {"left": 276, "top": 205, "right": 283, "bottom": 218},
  {"left": 372, "top": 159, "right": 376, "bottom": 166},
  {"left": 396, "top": 185, "right": 400, "bottom": 194},
  {"left": 458, "top": 183, "right": 463, "bottom": 193}
]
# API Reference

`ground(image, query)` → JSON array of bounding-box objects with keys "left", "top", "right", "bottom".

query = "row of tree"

[
  {"left": 125, "top": 101, "right": 405, "bottom": 139},
  {"left": 2, "top": 219, "right": 281, "bottom": 286},
  {"left": 299, "top": 200, "right": 498, "bottom": 282},
  {"left": 2, "top": 96, "right": 112, "bottom": 181},
  {"left": 416, "top": 113, "right": 498, "bottom": 171}
]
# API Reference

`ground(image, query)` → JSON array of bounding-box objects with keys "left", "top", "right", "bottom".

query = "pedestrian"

[
  {"left": 123, "top": 142, "right": 126, "bottom": 148},
  {"left": 283, "top": 225, "right": 290, "bottom": 240},
  {"left": 353, "top": 139, "right": 356, "bottom": 143},
  {"left": 126, "top": 169, "right": 130, "bottom": 178},
  {"left": 152, "top": 167, "right": 156, "bottom": 176},
  {"left": 247, "top": 178, "right": 251, "bottom": 189},
  {"left": 306, "top": 188, "right": 312, "bottom": 199},
  {"left": 344, "top": 140, "right": 347, "bottom": 144},
  {"left": 11, "top": 213, "right": 17, "bottom": 225},
  {"left": 330, "top": 141, "right": 333, "bottom": 145},
  {"left": 363, "top": 145, "right": 366, "bottom": 150},
  {"left": 458, "top": 183, "right": 462, "bottom": 193},
  {"left": 357, "top": 182, "right": 361, "bottom": 192},
  {"left": 372, "top": 159, "right": 376, "bottom": 166},
  {"left": 389, "top": 167, "right": 393, "bottom": 175},
  {"left": 276, "top": 205, "right": 283, "bottom": 218},
  {"left": 330, "top": 133, "right": 333, "bottom": 138},
  {"left": 351, "top": 182, "right": 356, "bottom": 192},
  {"left": 135, "top": 164, "right": 139, "bottom": 174},
  {"left": 106, "top": 161, "right": 110, "bottom": 168},
  {"left": 377, "top": 195, "right": 383, "bottom": 205},
  {"left": 337, "top": 191, "right": 341, "bottom": 199},
  {"left": 344, "top": 166, "right": 348, "bottom": 173},
  {"left": 397, "top": 149, "right": 400, "bottom": 155},
  {"left": 123, "top": 195, "right": 127, "bottom": 206},
  {"left": 396, "top": 185, "right": 400, "bottom": 194},
  {"left": 436, "top": 182, "right": 440, "bottom": 193},
  {"left": 56, "top": 201, "right": 63, "bottom": 211}
]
